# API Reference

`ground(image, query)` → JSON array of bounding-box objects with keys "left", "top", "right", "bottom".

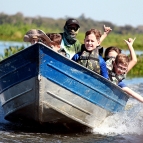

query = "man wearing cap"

[{"left": 60, "top": 18, "right": 81, "bottom": 59}]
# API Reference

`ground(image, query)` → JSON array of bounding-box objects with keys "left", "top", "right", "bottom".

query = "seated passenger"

[
  {"left": 52, "top": 19, "right": 111, "bottom": 59},
  {"left": 24, "top": 30, "right": 69, "bottom": 58},
  {"left": 104, "top": 46, "right": 122, "bottom": 61},
  {"left": 105, "top": 38, "right": 137, "bottom": 88},
  {"left": 106, "top": 53, "right": 143, "bottom": 103},
  {"left": 105, "top": 38, "right": 137, "bottom": 72},
  {"left": 23, "top": 29, "right": 52, "bottom": 46},
  {"left": 47, "top": 33, "right": 62, "bottom": 51},
  {"left": 47, "top": 33, "right": 69, "bottom": 57},
  {"left": 72, "top": 29, "right": 108, "bottom": 79},
  {"left": 59, "top": 18, "right": 81, "bottom": 59}
]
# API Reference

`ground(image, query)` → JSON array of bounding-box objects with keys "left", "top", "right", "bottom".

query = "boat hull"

[{"left": 0, "top": 43, "right": 129, "bottom": 128}]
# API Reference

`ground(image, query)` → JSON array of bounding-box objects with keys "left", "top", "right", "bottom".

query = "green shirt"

[{"left": 60, "top": 33, "right": 81, "bottom": 59}]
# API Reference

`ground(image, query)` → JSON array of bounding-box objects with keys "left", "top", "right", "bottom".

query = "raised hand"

[
  {"left": 124, "top": 37, "right": 136, "bottom": 46},
  {"left": 103, "top": 25, "right": 112, "bottom": 34},
  {"left": 124, "top": 37, "right": 137, "bottom": 73}
]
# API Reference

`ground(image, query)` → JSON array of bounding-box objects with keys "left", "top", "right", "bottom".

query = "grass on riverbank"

[
  {"left": 127, "top": 54, "right": 143, "bottom": 78},
  {"left": 1, "top": 24, "right": 143, "bottom": 51}
]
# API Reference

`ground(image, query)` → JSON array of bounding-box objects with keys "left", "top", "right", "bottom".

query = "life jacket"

[
  {"left": 57, "top": 47, "right": 70, "bottom": 58},
  {"left": 97, "top": 45, "right": 104, "bottom": 57},
  {"left": 77, "top": 45, "right": 100, "bottom": 74},
  {"left": 106, "top": 58, "right": 126, "bottom": 85}
]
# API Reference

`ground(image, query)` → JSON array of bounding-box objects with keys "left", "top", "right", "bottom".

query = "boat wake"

[{"left": 93, "top": 83, "right": 143, "bottom": 135}]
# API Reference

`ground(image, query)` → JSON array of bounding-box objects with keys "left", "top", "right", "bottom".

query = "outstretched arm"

[
  {"left": 100, "top": 25, "right": 112, "bottom": 43},
  {"left": 124, "top": 38, "right": 137, "bottom": 73},
  {"left": 122, "top": 87, "right": 143, "bottom": 103}
]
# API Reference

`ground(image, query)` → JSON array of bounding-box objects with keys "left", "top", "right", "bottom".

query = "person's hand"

[
  {"left": 103, "top": 25, "right": 112, "bottom": 35},
  {"left": 124, "top": 37, "right": 136, "bottom": 46}
]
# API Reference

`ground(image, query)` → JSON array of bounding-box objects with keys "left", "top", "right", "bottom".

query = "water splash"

[{"left": 93, "top": 83, "right": 143, "bottom": 135}]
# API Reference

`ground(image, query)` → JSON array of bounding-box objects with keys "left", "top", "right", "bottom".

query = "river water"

[
  {"left": 0, "top": 41, "right": 143, "bottom": 56},
  {"left": 0, "top": 41, "right": 143, "bottom": 142},
  {"left": 0, "top": 41, "right": 30, "bottom": 55},
  {"left": 0, "top": 78, "right": 143, "bottom": 143}
]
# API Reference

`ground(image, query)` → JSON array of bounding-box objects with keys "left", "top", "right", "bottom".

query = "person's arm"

[
  {"left": 100, "top": 25, "right": 112, "bottom": 43},
  {"left": 71, "top": 52, "right": 81, "bottom": 62},
  {"left": 124, "top": 38, "right": 137, "bottom": 73},
  {"left": 99, "top": 56, "right": 109, "bottom": 79},
  {"left": 122, "top": 87, "right": 143, "bottom": 103}
]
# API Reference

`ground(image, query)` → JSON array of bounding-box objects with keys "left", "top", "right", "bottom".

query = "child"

[
  {"left": 105, "top": 38, "right": 137, "bottom": 73},
  {"left": 47, "top": 33, "right": 69, "bottom": 57},
  {"left": 105, "top": 38, "right": 137, "bottom": 88},
  {"left": 47, "top": 33, "right": 62, "bottom": 51},
  {"left": 107, "top": 53, "right": 143, "bottom": 103},
  {"left": 104, "top": 46, "right": 122, "bottom": 61},
  {"left": 107, "top": 53, "right": 128, "bottom": 85},
  {"left": 24, "top": 30, "right": 69, "bottom": 58},
  {"left": 72, "top": 29, "right": 108, "bottom": 79}
]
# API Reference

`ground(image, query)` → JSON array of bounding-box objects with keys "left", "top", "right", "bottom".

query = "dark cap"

[{"left": 65, "top": 18, "right": 80, "bottom": 28}]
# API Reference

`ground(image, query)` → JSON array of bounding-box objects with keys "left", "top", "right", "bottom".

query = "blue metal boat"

[{"left": 0, "top": 43, "right": 129, "bottom": 128}]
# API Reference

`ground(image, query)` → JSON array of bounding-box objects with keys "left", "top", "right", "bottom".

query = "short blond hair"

[
  {"left": 85, "top": 29, "right": 101, "bottom": 41},
  {"left": 115, "top": 53, "right": 129, "bottom": 66}
]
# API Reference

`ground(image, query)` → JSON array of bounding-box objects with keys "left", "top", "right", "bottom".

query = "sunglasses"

[
  {"left": 67, "top": 26, "right": 78, "bottom": 31},
  {"left": 114, "top": 63, "right": 128, "bottom": 73}
]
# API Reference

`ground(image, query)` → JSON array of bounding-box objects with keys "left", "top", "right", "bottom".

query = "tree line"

[
  {"left": 0, "top": 12, "right": 143, "bottom": 50},
  {"left": 0, "top": 12, "right": 143, "bottom": 77},
  {"left": 1, "top": 12, "right": 143, "bottom": 33}
]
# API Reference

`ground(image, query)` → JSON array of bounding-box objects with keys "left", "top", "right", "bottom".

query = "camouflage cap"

[{"left": 23, "top": 29, "right": 53, "bottom": 46}]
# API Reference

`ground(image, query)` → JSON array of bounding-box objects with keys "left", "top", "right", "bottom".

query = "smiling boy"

[
  {"left": 72, "top": 29, "right": 108, "bottom": 79},
  {"left": 106, "top": 53, "right": 128, "bottom": 85},
  {"left": 107, "top": 53, "right": 143, "bottom": 103}
]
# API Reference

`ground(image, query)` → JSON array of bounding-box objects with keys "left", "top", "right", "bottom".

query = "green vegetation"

[
  {"left": 0, "top": 12, "right": 143, "bottom": 51},
  {"left": 101, "top": 33, "right": 143, "bottom": 50},
  {"left": 0, "top": 12, "right": 143, "bottom": 77},
  {"left": 127, "top": 54, "right": 143, "bottom": 78},
  {"left": 0, "top": 46, "right": 25, "bottom": 61}
]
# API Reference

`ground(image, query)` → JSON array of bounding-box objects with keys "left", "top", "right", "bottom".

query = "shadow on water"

[
  {"left": 0, "top": 102, "right": 92, "bottom": 135},
  {"left": 0, "top": 119, "right": 93, "bottom": 134},
  {"left": 0, "top": 122, "right": 113, "bottom": 143},
  {"left": 0, "top": 105, "right": 92, "bottom": 136},
  {"left": 0, "top": 121, "right": 109, "bottom": 143}
]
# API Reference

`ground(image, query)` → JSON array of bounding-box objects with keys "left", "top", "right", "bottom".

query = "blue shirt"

[
  {"left": 118, "top": 81, "right": 127, "bottom": 88},
  {"left": 72, "top": 52, "right": 109, "bottom": 79}
]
